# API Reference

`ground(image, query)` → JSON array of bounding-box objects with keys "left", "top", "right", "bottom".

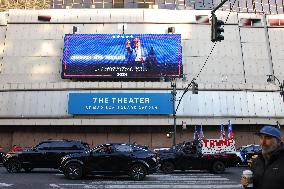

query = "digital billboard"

[{"left": 62, "top": 34, "right": 182, "bottom": 79}]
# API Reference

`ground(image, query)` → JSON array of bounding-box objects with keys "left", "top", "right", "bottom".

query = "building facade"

[{"left": 0, "top": 8, "right": 283, "bottom": 151}]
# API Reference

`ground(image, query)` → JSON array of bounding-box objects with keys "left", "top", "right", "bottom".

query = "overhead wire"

[{"left": 175, "top": 0, "right": 238, "bottom": 112}]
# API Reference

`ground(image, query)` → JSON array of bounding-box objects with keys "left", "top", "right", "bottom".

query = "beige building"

[{"left": 0, "top": 8, "right": 283, "bottom": 151}]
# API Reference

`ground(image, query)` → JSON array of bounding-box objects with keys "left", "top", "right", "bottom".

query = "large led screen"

[{"left": 62, "top": 34, "right": 182, "bottom": 79}]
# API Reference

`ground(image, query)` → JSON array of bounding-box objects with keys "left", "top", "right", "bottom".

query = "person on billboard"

[
  {"left": 125, "top": 37, "right": 146, "bottom": 67},
  {"left": 145, "top": 46, "right": 158, "bottom": 71}
]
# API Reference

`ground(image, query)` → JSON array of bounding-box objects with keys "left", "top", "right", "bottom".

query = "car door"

[
  {"left": 44, "top": 141, "right": 65, "bottom": 168},
  {"left": 22, "top": 142, "right": 50, "bottom": 168},
  {"left": 176, "top": 144, "right": 201, "bottom": 170},
  {"left": 89, "top": 145, "right": 116, "bottom": 172},
  {"left": 111, "top": 144, "right": 133, "bottom": 171}
]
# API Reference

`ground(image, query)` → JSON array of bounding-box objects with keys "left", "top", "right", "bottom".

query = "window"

[
  {"left": 92, "top": 145, "right": 109, "bottom": 154},
  {"left": 245, "top": 146, "right": 254, "bottom": 153},
  {"left": 114, "top": 0, "right": 124, "bottom": 8},
  {"left": 36, "top": 142, "right": 51, "bottom": 150},
  {"left": 114, "top": 144, "right": 133, "bottom": 152}
]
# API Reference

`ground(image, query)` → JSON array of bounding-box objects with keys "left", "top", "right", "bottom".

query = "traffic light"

[
  {"left": 211, "top": 14, "right": 224, "bottom": 42},
  {"left": 280, "top": 84, "right": 284, "bottom": 100},
  {"left": 192, "top": 81, "right": 198, "bottom": 94}
]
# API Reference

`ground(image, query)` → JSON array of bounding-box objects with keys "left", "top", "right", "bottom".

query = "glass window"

[
  {"left": 245, "top": 146, "right": 254, "bottom": 152},
  {"left": 253, "top": 145, "right": 262, "bottom": 152},
  {"left": 36, "top": 142, "right": 51, "bottom": 150},
  {"left": 262, "top": 0, "right": 271, "bottom": 14},
  {"left": 82, "top": 142, "right": 90, "bottom": 149},
  {"left": 275, "top": 0, "right": 284, "bottom": 14},
  {"left": 92, "top": 145, "right": 107, "bottom": 154},
  {"left": 114, "top": 0, "right": 124, "bottom": 8},
  {"left": 44, "top": 141, "right": 81, "bottom": 150},
  {"left": 131, "top": 144, "right": 149, "bottom": 151},
  {"left": 114, "top": 144, "right": 133, "bottom": 152}
]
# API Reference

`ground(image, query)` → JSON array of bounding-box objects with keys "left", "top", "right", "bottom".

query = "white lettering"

[
  {"left": 129, "top": 98, "right": 134, "bottom": 103},
  {"left": 93, "top": 98, "right": 97, "bottom": 103},
  {"left": 145, "top": 98, "right": 150, "bottom": 103},
  {"left": 117, "top": 98, "right": 123, "bottom": 103},
  {"left": 70, "top": 55, "right": 125, "bottom": 61}
]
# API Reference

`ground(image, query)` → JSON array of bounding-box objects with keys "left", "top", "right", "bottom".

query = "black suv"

[
  {"left": 60, "top": 143, "right": 159, "bottom": 181},
  {"left": 3, "top": 140, "right": 89, "bottom": 173}
]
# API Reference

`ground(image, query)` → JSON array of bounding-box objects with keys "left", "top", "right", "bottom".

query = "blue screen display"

[{"left": 62, "top": 34, "right": 182, "bottom": 79}]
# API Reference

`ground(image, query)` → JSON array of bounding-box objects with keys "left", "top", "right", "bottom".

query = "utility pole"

[
  {"left": 171, "top": 79, "right": 177, "bottom": 147},
  {"left": 211, "top": 0, "right": 229, "bottom": 13},
  {"left": 267, "top": 75, "right": 284, "bottom": 102}
]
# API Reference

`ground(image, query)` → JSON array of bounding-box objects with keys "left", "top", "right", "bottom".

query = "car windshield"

[{"left": 237, "top": 145, "right": 261, "bottom": 152}]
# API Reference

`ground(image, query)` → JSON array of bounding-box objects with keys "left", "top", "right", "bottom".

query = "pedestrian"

[{"left": 240, "top": 125, "right": 284, "bottom": 189}]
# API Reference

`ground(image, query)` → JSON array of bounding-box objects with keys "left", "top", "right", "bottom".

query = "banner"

[
  {"left": 201, "top": 139, "right": 236, "bottom": 154},
  {"left": 68, "top": 93, "right": 173, "bottom": 115}
]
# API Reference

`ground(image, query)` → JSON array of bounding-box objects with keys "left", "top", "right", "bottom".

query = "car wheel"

[
  {"left": 64, "top": 163, "right": 83, "bottom": 180},
  {"left": 212, "top": 161, "right": 225, "bottom": 174},
  {"left": 6, "top": 159, "right": 22, "bottom": 173},
  {"left": 24, "top": 167, "right": 33, "bottom": 172},
  {"left": 161, "top": 161, "right": 175, "bottom": 174},
  {"left": 129, "top": 164, "right": 147, "bottom": 181}
]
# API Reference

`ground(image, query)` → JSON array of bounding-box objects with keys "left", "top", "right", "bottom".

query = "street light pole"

[
  {"left": 171, "top": 80, "right": 177, "bottom": 147},
  {"left": 267, "top": 75, "right": 284, "bottom": 102}
]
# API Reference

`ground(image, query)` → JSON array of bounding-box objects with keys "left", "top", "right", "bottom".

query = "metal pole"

[
  {"left": 211, "top": 0, "right": 229, "bottom": 13},
  {"left": 280, "top": 80, "right": 284, "bottom": 102},
  {"left": 171, "top": 80, "right": 177, "bottom": 147}
]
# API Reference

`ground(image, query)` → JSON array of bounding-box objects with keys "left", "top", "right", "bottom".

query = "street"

[{"left": 0, "top": 166, "right": 247, "bottom": 189}]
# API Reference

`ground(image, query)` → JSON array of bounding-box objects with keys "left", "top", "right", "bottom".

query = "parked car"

[
  {"left": 158, "top": 140, "right": 239, "bottom": 174},
  {"left": 3, "top": 139, "right": 90, "bottom": 173},
  {"left": 237, "top": 144, "right": 262, "bottom": 165},
  {"left": 59, "top": 143, "right": 159, "bottom": 181}
]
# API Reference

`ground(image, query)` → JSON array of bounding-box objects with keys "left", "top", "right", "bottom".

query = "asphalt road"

[{"left": 0, "top": 166, "right": 247, "bottom": 189}]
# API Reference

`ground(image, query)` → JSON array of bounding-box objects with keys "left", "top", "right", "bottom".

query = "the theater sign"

[{"left": 68, "top": 93, "right": 173, "bottom": 115}]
